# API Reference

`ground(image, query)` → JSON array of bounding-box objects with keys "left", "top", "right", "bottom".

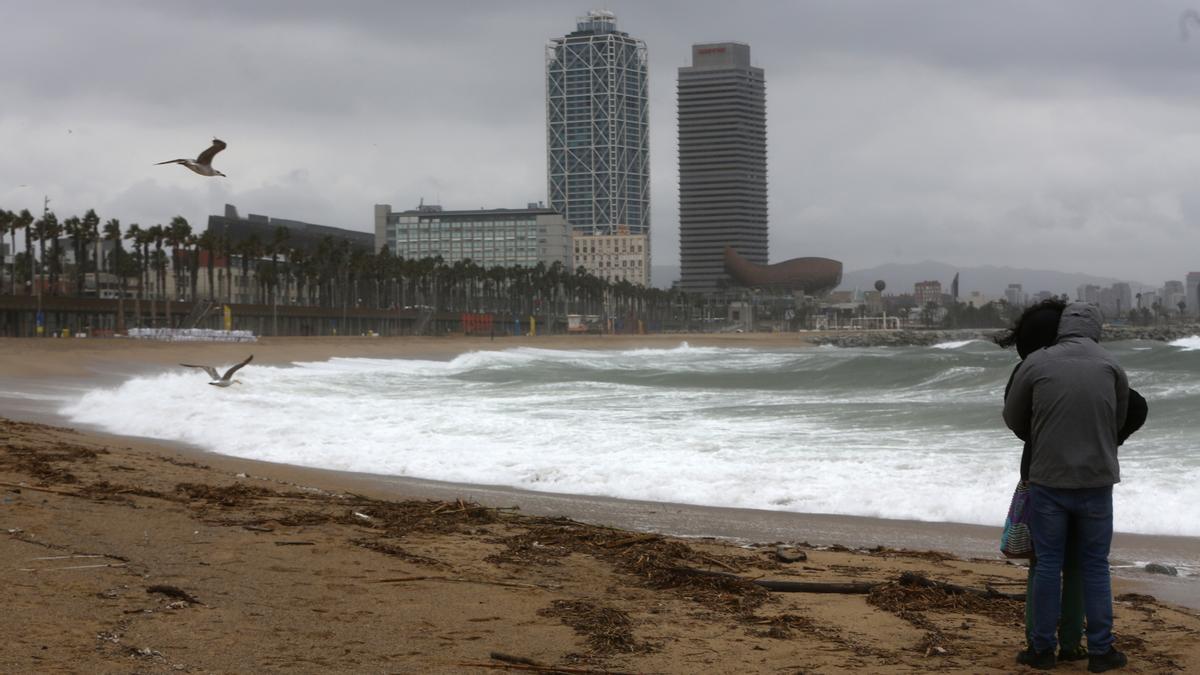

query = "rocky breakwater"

[
  {"left": 807, "top": 329, "right": 1000, "bottom": 348},
  {"left": 1101, "top": 324, "right": 1200, "bottom": 343},
  {"left": 807, "top": 324, "right": 1200, "bottom": 348}
]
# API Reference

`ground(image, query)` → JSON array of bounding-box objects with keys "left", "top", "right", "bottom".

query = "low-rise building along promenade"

[
  {"left": 374, "top": 203, "right": 572, "bottom": 270},
  {"left": 208, "top": 204, "right": 374, "bottom": 254},
  {"left": 572, "top": 227, "right": 649, "bottom": 285}
]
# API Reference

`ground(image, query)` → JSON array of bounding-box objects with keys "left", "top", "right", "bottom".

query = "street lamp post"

[{"left": 35, "top": 196, "right": 48, "bottom": 336}]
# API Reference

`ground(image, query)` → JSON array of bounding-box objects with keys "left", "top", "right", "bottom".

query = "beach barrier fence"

[{"left": 125, "top": 328, "right": 258, "bottom": 343}]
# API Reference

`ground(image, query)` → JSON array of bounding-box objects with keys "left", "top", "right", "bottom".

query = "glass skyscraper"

[{"left": 546, "top": 10, "right": 649, "bottom": 237}]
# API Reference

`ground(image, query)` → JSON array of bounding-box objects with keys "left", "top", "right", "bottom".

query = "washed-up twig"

[
  {"left": 604, "top": 533, "right": 660, "bottom": 548},
  {"left": 428, "top": 498, "right": 521, "bottom": 516},
  {"left": 30, "top": 554, "right": 106, "bottom": 560},
  {"left": 671, "top": 566, "right": 1026, "bottom": 599},
  {"left": 459, "top": 657, "right": 637, "bottom": 675},
  {"left": 671, "top": 565, "right": 876, "bottom": 593},
  {"left": 697, "top": 555, "right": 740, "bottom": 573},
  {"left": 491, "top": 652, "right": 542, "bottom": 666},
  {"left": 484, "top": 651, "right": 639, "bottom": 674},
  {"left": 437, "top": 504, "right": 517, "bottom": 516},
  {"left": 273, "top": 541, "right": 316, "bottom": 546},
  {"left": 19, "top": 563, "right": 128, "bottom": 572},
  {"left": 373, "top": 576, "right": 560, "bottom": 590},
  {"left": 897, "top": 571, "right": 1025, "bottom": 601},
  {"left": 0, "top": 481, "right": 82, "bottom": 497},
  {"left": 147, "top": 584, "right": 202, "bottom": 604},
  {"left": 242, "top": 525, "right": 274, "bottom": 532}
]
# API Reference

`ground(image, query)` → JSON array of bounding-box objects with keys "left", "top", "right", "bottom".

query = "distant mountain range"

[
  {"left": 653, "top": 260, "right": 1152, "bottom": 297},
  {"left": 838, "top": 261, "right": 1145, "bottom": 298}
]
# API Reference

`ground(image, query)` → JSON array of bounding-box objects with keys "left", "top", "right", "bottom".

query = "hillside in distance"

[{"left": 838, "top": 261, "right": 1143, "bottom": 297}]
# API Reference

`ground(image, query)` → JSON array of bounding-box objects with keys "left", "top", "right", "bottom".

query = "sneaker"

[
  {"left": 1087, "top": 648, "right": 1127, "bottom": 673},
  {"left": 1017, "top": 647, "right": 1057, "bottom": 670},
  {"left": 1059, "top": 645, "right": 1088, "bottom": 662}
]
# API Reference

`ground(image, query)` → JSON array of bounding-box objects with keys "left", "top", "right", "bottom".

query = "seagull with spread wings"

[
  {"left": 180, "top": 354, "right": 253, "bottom": 387},
  {"left": 156, "top": 138, "right": 227, "bottom": 177}
]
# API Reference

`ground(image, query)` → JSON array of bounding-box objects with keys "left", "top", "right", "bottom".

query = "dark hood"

[
  {"left": 1016, "top": 307, "right": 1062, "bottom": 358},
  {"left": 1056, "top": 302, "right": 1103, "bottom": 342}
]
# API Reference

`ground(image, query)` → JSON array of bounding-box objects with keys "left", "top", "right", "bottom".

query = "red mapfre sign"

[{"left": 697, "top": 46, "right": 726, "bottom": 55}]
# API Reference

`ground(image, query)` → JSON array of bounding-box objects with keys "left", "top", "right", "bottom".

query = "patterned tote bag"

[{"left": 1000, "top": 480, "right": 1034, "bottom": 559}]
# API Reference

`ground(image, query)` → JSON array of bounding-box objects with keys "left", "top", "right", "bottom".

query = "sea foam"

[
  {"left": 59, "top": 343, "right": 1200, "bottom": 537},
  {"left": 1169, "top": 335, "right": 1200, "bottom": 351}
]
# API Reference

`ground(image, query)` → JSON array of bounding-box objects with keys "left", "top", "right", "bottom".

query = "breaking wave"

[{"left": 60, "top": 341, "right": 1200, "bottom": 536}]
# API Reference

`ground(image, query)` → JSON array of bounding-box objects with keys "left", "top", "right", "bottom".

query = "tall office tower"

[
  {"left": 677, "top": 42, "right": 767, "bottom": 294},
  {"left": 546, "top": 10, "right": 649, "bottom": 237},
  {"left": 546, "top": 10, "right": 650, "bottom": 285},
  {"left": 1111, "top": 282, "right": 1132, "bottom": 316},
  {"left": 1164, "top": 280, "right": 1185, "bottom": 313},
  {"left": 1187, "top": 272, "right": 1200, "bottom": 316}
]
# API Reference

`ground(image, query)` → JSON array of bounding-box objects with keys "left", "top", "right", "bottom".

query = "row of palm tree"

[{"left": 0, "top": 207, "right": 691, "bottom": 330}]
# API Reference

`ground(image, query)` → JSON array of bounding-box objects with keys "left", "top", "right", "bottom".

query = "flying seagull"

[
  {"left": 180, "top": 354, "right": 253, "bottom": 387},
  {"left": 156, "top": 138, "right": 227, "bottom": 177}
]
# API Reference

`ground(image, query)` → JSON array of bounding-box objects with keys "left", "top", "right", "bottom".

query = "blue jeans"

[{"left": 1029, "top": 483, "right": 1115, "bottom": 655}]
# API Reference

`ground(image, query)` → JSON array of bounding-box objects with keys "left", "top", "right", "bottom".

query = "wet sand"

[{"left": 3, "top": 335, "right": 1198, "bottom": 673}]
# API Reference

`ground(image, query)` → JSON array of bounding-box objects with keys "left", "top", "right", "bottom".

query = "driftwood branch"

[
  {"left": 147, "top": 584, "right": 202, "bottom": 604},
  {"left": 19, "top": 563, "right": 127, "bottom": 572},
  {"left": 896, "top": 571, "right": 1025, "bottom": 600},
  {"left": 671, "top": 565, "right": 875, "bottom": 593},
  {"left": 758, "top": 579, "right": 879, "bottom": 594},
  {"left": 490, "top": 652, "right": 542, "bottom": 666},
  {"left": 696, "top": 555, "right": 741, "bottom": 573},
  {"left": 373, "top": 576, "right": 561, "bottom": 591},
  {"left": 604, "top": 533, "right": 661, "bottom": 548},
  {"left": 456, "top": 653, "right": 638, "bottom": 674},
  {"left": 0, "top": 481, "right": 82, "bottom": 497},
  {"left": 671, "top": 566, "right": 1025, "bottom": 600}
]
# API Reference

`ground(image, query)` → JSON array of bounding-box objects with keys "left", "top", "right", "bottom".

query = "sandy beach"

[{"left": 3, "top": 335, "right": 1198, "bottom": 673}]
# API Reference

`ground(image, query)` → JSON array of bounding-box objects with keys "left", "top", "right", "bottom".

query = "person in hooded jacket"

[
  {"left": 1004, "top": 302, "right": 1133, "bottom": 672},
  {"left": 997, "top": 300, "right": 1147, "bottom": 667}
]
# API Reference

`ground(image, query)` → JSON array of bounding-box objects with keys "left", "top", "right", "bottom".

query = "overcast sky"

[{"left": 3, "top": 1, "right": 1200, "bottom": 288}]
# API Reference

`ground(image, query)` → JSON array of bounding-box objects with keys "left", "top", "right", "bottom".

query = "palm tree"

[
  {"left": 46, "top": 215, "right": 64, "bottom": 296},
  {"left": 103, "top": 218, "right": 126, "bottom": 331},
  {"left": 166, "top": 216, "right": 192, "bottom": 303},
  {"left": 63, "top": 215, "right": 84, "bottom": 296},
  {"left": 196, "top": 227, "right": 216, "bottom": 297},
  {"left": 123, "top": 222, "right": 143, "bottom": 324},
  {"left": 83, "top": 209, "right": 101, "bottom": 299},
  {"left": 289, "top": 248, "right": 308, "bottom": 307},
  {"left": 312, "top": 236, "right": 335, "bottom": 309},
  {"left": 147, "top": 224, "right": 166, "bottom": 325},
  {"left": 0, "top": 209, "right": 9, "bottom": 295},
  {"left": 270, "top": 226, "right": 289, "bottom": 307},
  {"left": 14, "top": 209, "right": 33, "bottom": 296},
  {"left": 197, "top": 230, "right": 217, "bottom": 302},
  {"left": 236, "top": 234, "right": 263, "bottom": 304},
  {"left": 125, "top": 222, "right": 152, "bottom": 324},
  {"left": 185, "top": 233, "right": 200, "bottom": 303},
  {"left": 32, "top": 212, "right": 54, "bottom": 297},
  {"left": 218, "top": 230, "right": 234, "bottom": 304}
]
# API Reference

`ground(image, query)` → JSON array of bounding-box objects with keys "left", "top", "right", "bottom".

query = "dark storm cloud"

[{"left": 2, "top": 0, "right": 1200, "bottom": 289}]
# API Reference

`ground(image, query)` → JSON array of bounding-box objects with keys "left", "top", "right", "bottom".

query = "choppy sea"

[{"left": 59, "top": 336, "right": 1200, "bottom": 540}]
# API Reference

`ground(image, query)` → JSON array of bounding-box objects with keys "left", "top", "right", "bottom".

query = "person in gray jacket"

[{"left": 1003, "top": 302, "right": 1130, "bottom": 672}]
